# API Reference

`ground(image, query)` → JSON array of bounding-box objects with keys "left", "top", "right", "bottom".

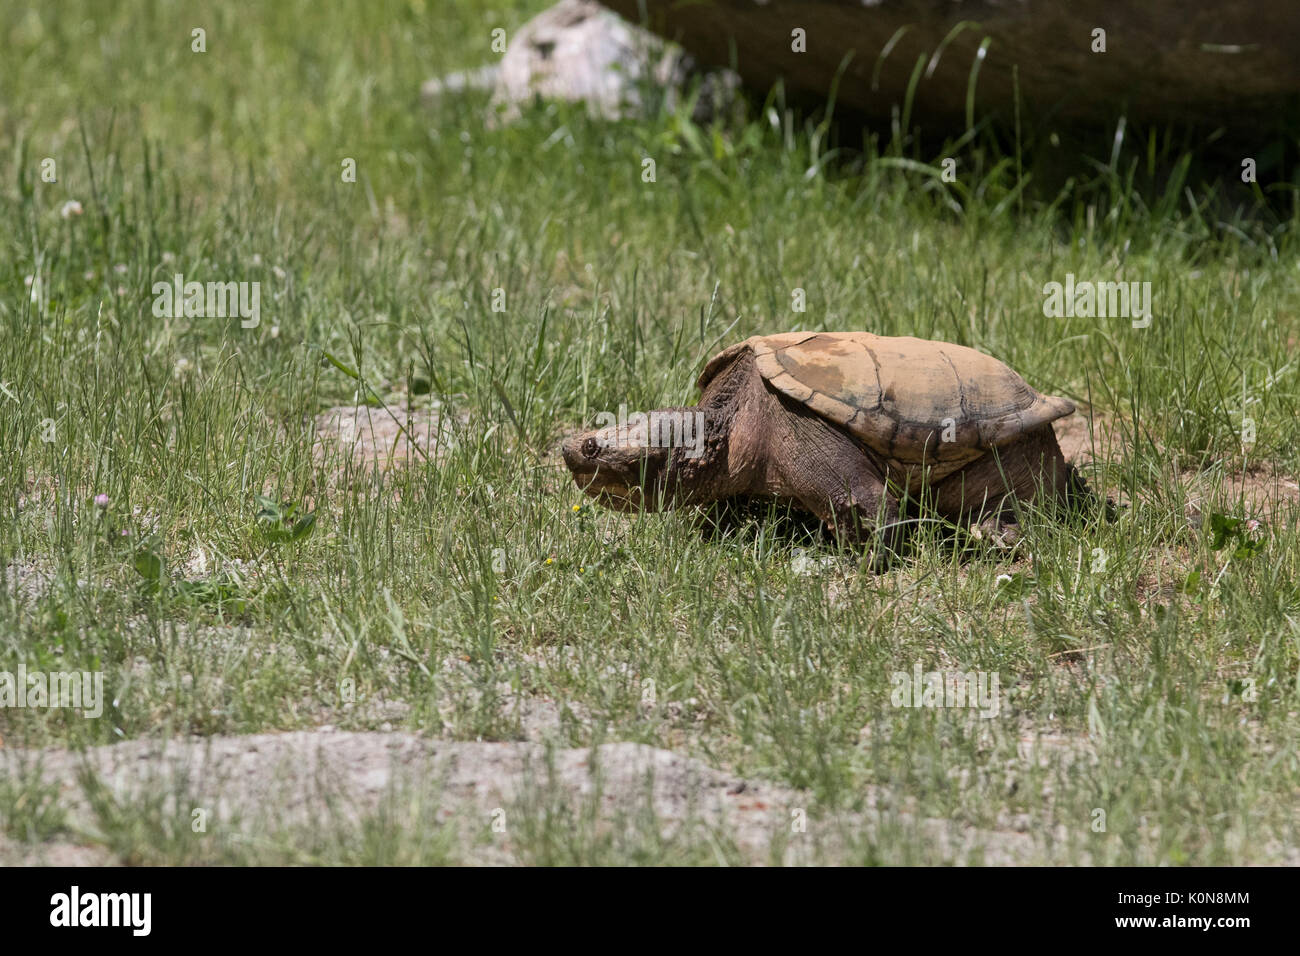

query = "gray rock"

[
  {"left": 422, "top": 0, "right": 739, "bottom": 125},
  {"left": 597, "top": 0, "right": 1300, "bottom": 131}
]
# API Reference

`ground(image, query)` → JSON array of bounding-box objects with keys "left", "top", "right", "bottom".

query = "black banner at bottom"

[{"left": 0, "top": 865, "right": 1274, "bottom": 943}]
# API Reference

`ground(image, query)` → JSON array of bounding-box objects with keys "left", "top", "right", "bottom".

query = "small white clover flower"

[{"left": 60, "top": 200, "right": 84, "bottom": 219}]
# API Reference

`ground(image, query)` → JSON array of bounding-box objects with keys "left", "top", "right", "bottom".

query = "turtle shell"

[{"left": 699, "top": 332, "right": 1075, "bottom": 483}]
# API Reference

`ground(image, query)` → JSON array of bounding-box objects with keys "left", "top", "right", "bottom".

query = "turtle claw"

[
  {"left": 971, "top": 519, "right": 1020, "bottom": 549},
  {"left": 992, "top": 525, "right": 1020, "bottom": 549}
]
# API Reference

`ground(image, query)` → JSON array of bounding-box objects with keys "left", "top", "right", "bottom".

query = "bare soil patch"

[{"left": 5, "top": 731, "right": 1051, "bottom": 865}]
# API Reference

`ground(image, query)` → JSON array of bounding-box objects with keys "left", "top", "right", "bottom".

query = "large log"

[{"left": 597, "top": 0, "right": 1300, "bottom": 131}]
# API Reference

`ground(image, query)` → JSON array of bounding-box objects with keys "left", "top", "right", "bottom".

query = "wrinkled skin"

[{"left": 562, "top": 350, "right": 1088, "bottom": 564}]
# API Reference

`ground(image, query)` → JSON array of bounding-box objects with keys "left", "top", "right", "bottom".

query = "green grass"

[{"left": 2, "top": 0, "right": 1300, "bottom": 865}]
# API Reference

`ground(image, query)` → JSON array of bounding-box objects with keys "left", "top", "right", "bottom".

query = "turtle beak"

[
  {"left": 563, "top": 433, "right": 627, "bottom": 503},
  {"left": 561, "top": 431, "right": 657, "bottom": 511}
]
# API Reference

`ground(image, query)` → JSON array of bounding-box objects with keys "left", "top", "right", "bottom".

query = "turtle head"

[{"left": 562, "top": 407, "right": 713, "bottom": 512}]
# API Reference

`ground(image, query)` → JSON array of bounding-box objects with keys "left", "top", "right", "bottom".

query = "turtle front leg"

[
  {"left": 767, "top": 410, "right": 907, "bottom": 567},
  {"left": 814, "top": 471, "right": 906, "bottom": 569}
]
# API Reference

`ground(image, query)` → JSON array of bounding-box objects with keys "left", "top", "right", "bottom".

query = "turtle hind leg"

[
  {"left": 931, "top": 423, "right": 1073, "bottom": 542},
  {"left": 973, "top": 508, "right": 1022, "bottom": 548}
]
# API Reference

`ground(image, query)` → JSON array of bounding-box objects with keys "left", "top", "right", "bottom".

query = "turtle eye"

[{"left": 581, "top": 437, "right": 600, "bottom": 459}]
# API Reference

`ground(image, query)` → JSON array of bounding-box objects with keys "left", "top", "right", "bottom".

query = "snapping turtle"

[{"left": 562, "top": 332, "right": 1087, "bottom": 560}]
